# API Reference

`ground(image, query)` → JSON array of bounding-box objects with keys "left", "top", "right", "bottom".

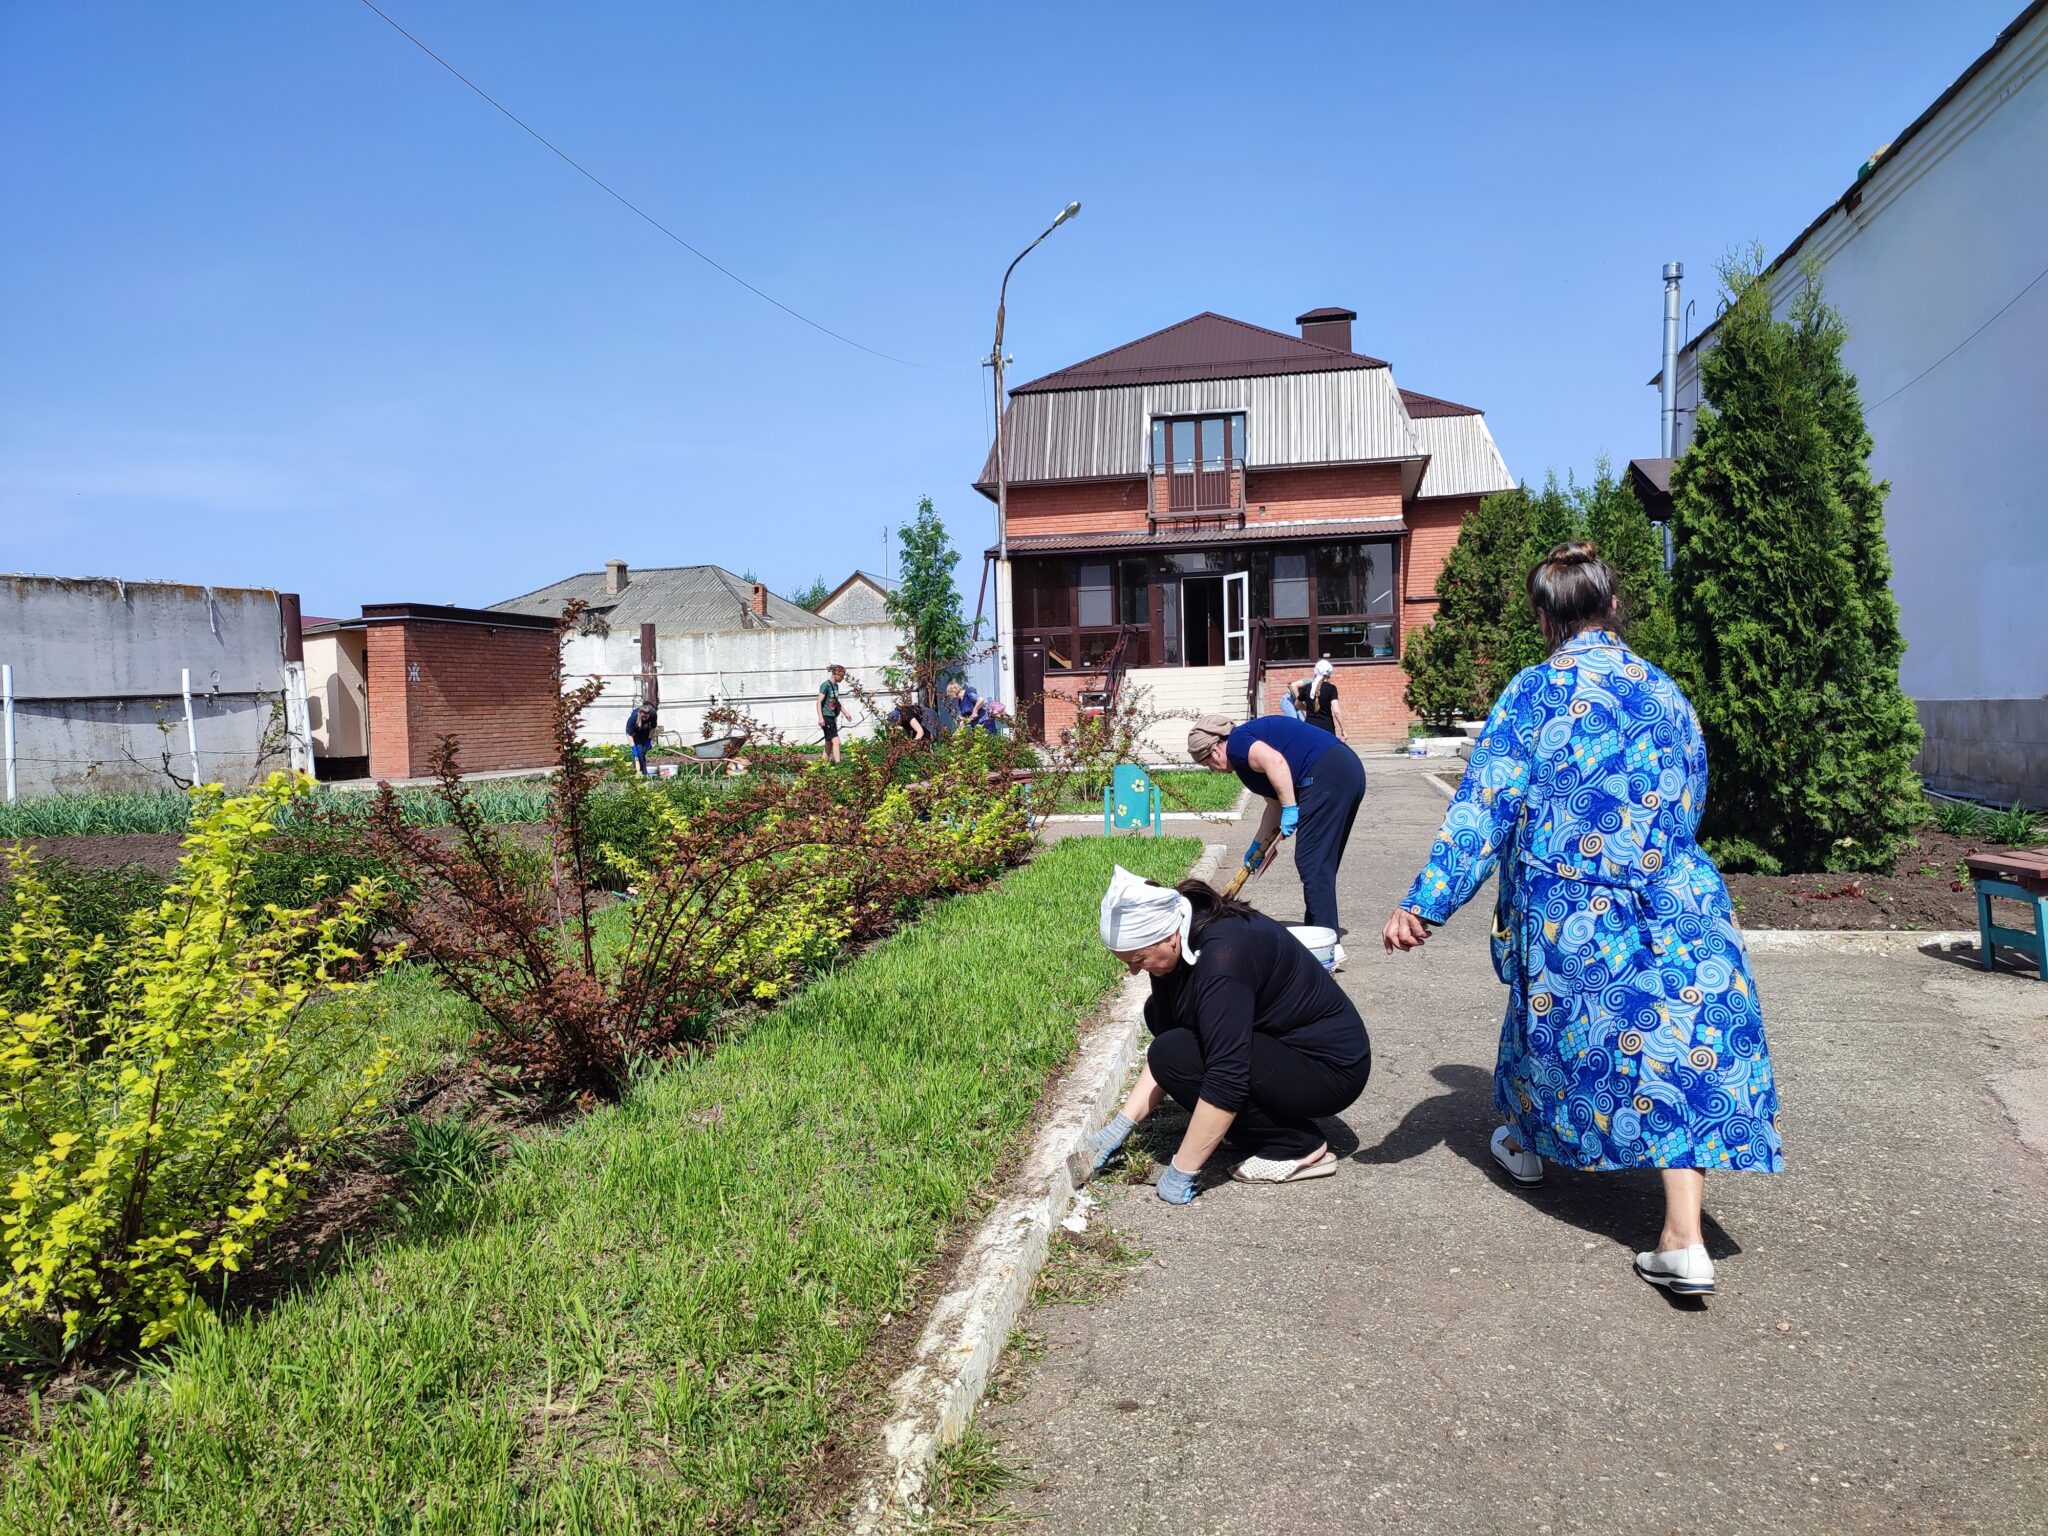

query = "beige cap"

[{"left": 1186, "top": 714, "right": 1235, "bottom": 762}]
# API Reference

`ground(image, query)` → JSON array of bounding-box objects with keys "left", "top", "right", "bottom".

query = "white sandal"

[
  {"left": 1232, "top": 1149, "right": 1339, "bottom": 1183},
  {"left": 1490, "top": 1125, "right": 1544, "bottom": 1187}
]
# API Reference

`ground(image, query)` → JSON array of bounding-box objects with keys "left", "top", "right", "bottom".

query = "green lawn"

[
  {"left": 1048, "top": 769, "right": 1243, "bottom": 816},
  {"left": 0, "top": 836, "right": 1199, "bottom": 1534}
]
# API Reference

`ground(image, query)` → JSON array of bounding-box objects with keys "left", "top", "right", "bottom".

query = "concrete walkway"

[{"left": 985, "top": 758, "right": 2048, "bottom": 1535}]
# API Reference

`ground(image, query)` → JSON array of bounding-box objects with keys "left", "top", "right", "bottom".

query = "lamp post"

[{"left": 987, "top": 201, "right": 1080, "bottom": 716}]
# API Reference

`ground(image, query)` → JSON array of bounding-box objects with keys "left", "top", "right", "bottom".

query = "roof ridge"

[
  {"left": 1399, "top": 387, "right": 1484, "bottom": 417},
  {"left": 1011, "top": 309, "right": 1388, "bottom": 393}
]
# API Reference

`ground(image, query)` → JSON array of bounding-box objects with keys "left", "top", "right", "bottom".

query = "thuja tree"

[
  {"left": 1668, "top": 258, "right": 1921, "bottom": 872},
  {"left": 885, "top": 496, "right": 971, "bottom": 703},
  {"left": 1405, "top": 470, "right": 1681, "bottom": 726},
  {"left": 1402, "top": 483, "right": 1568, "bottom": 724},
  {"left": 1578, "top": 458, "right": 1677, "bottom": 671}
]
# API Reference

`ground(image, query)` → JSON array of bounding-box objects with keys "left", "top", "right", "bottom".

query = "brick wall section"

[
  {"left": 365, "top": 616, "right": 559, "bottom": 780},
  {"left": 1403, "top": 496, "right": 1479, "bottom": 603},
  {"left": 1003, "top": 462, "right": 1408, "bottom": 541},
  {"left": 1244, "top": 462, "right": 1406, "bottom": 523},
  {"left": 1003, "top": 480, "right": 1149, "bottom": 536},
  {"left": 1253, "top": 660, "right": 1414, "bottom": 748}
]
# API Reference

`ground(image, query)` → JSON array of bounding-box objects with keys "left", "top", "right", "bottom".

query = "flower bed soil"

[
  {"left": 1721, "top": 827, "right": 2029, "bottom": 932},
  {"left": 1424, "top": 767, "right": 2024, "bottom": 933}
]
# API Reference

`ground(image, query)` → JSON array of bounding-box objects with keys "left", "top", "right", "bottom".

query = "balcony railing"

[{"left": 1148, "top": 456, "right": 1245, "bottom": 530}]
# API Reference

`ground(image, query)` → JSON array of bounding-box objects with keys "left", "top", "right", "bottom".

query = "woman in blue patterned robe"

[{"left": 1382, "top": 543, "right": 1781, "bottom": 1297}]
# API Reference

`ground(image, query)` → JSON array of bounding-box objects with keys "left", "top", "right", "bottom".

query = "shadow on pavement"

[{"left": 1352, "top": 1062, "right": 1746, "bottom": 1262}]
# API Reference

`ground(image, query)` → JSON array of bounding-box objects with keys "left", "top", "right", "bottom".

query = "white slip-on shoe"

[
  {"left": 1633, "top": 1243, "right": 1716, "bottom": 1296},
  {"left": 1232, "top": 1150, "right": 1339, "bottom": 1184},
  {"left": 1489, "top": 1125, "right": 1544, "bottom": 1187}
]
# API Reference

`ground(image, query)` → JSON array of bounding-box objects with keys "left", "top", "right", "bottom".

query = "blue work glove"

[
  {"left": 1156, "top": 1164, "right": 1199, "bottom": 1205},
  {"left": 1279, "top": 805, "right": 1300, "bottom": 837},
  {"left": 1242, "top": 838, "right": 1263, "bottom": 872},
  {"left": 1083, "top": 1113, "right": 1135, "bottom": 1175}
]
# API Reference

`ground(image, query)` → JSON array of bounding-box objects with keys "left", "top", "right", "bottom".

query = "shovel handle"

[{"left": 1220, "top": 832, "right": 1286, "bottom": 898}]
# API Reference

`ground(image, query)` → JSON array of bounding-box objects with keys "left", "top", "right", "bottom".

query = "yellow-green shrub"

[{"left": 0, "top": 774, "right": 395, "bottom": 1353}]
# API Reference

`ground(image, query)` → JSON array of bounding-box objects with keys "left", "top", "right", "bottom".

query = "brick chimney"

[
  {"left": 605, "top": 559, "right": 629, "bottom": 595},
  {"left": 1296, "top": 306, "right": 1357, "bottom": 354},
  {"left": 750, "top": 582, "right": 768, "bottom": 618}
]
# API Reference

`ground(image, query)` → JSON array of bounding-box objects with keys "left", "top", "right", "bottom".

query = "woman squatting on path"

[
  {"left": 1382, "top": 542, "right": 1784, "bottom": 1297},
  {"left": 1084, "top": 867, "right": 1372, "bottom": 1201},
  {"left": 1187, "top": 711, "right": 1367, "bottom": 934}
]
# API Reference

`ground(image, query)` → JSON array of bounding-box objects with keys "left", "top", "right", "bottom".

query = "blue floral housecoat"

[{"left": 1403, "top": 631, "right": 1784, "bottom": 1173}]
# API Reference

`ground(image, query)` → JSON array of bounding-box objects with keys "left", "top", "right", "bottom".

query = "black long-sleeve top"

[{"left": 1141, "top": 909, "right": 1368, "bottom": 1112}]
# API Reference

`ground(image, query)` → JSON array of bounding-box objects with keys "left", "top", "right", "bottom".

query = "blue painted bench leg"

[
  {"left": 1979, "top": 886, "right": 1995, "bottom": 972},
  {"left": 2037, "top": 893, "right": 2048, "bottom": 983}
]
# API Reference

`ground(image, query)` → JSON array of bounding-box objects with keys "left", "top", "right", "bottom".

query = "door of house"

[
  {"left": 1180, "top": 576, "right": 1224, "bottom": 666},
  {"left": 1016, "top": 643, "right": 1046, "bottom": 742},
  {"left": 1223, "top": 572, "right": 1249, "bottom": 665}
]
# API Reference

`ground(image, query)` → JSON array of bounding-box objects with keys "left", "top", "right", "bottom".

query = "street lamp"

[{"left": 988, "top": 201, "right": 1081, "bottom": 718}]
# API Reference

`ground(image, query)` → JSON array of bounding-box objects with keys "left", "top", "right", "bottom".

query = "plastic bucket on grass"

[{"left": 1288, "top": 925, "right": 1340, "bottom": 971}]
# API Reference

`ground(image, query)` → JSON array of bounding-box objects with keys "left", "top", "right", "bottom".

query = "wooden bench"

[{"left": 1964, "top": 849, "right": 2048, "bottom": 983}]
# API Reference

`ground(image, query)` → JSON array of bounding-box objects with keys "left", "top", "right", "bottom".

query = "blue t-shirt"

[{"left": 1226, "top": 716, "right": 1335, "bottom": 800}]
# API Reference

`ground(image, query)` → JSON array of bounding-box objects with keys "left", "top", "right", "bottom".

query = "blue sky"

[{"left": 0, "top": 0, "right": 2023, "bottom": 618}]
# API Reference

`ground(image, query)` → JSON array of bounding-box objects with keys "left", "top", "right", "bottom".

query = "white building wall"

[
  {"left": 562, "top": 622, "right": 905, "bottom": 747},
  {"left": 1671, "top": 10, "right": 2048, "bottom": 802},
  {"left": 0, "top": 575, "right": 288, "bottom": 797}
]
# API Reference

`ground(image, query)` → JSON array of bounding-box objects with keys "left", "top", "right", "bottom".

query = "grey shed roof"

[{"left": 490, "top": 564, "right": 831, "bottom": 633}]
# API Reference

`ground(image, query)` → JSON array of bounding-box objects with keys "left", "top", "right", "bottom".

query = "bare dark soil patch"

[
  {"left": 1425, "top": 769, "right": 2022, "bottom": 933},
  {"left": 1721, "top": 828, "right": 2024, "bottom": 932}
]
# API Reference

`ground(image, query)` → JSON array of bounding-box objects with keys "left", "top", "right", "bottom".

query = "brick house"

[
  {"left": 360, "top": 603, "right": 559, "bottom": 781},
  {"left": 979, "top": 306, "right": 1513, "bottom": 750}
]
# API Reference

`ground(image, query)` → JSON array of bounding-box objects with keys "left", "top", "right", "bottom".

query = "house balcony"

[{"left": 1148, "top": 457, "right": 1246, "bottom": 535}]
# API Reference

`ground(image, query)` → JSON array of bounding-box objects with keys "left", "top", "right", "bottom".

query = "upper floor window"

[{"left": 1149, "top": 413, "right": 1246, "bottom": 472}]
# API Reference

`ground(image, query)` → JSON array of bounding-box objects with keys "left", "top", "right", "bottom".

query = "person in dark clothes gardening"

[
  {"left": 1082, "top": 866, "right": 1371, "bottom": 1202},
  {"left": 886, "top": 699, "right": 934, "bottom": 741},
  {"left": 624, "top": 700, "right": 659, "bottom": 777},
  {"left": 1292, "top": 659, "right": 1344, "bottom": 735},
  {"left": 817, "top": 664, "right": 847, "bottom": 764},
  {"left": 1187, "top": 712, "right": 1367, "bottom": 934}
]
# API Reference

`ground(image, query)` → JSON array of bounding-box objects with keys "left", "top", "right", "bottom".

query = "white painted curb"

[
  {"left": 849, "top": 841, "right": 1228, "bottom": 1532},
  {"left": 1742, "top": 929, "right": 1979, "bottom": 953}
]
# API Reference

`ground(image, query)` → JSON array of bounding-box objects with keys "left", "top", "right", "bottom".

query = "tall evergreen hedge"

[
  {"left": 1668, "top": 263, "right": 1921, "bottom": 873},
  {"left": 1403, "top": 466, "right": 1673, "bottom": 725}
]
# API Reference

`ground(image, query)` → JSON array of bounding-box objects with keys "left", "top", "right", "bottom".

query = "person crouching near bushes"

[{"left": 1081, "top": 866, "right": 1371, "bottom": 1201}]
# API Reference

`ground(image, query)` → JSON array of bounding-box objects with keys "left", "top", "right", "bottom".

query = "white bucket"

[{"left": 1288, "top": 925, "right": 1340, "bottom": 971}]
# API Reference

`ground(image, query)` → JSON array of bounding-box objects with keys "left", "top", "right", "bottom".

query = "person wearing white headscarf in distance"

[{"left": 1083, "top": 867, "right": 1372, "bottom": 1202}]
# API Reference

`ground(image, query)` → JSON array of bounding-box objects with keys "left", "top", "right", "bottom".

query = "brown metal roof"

[
  {"left": 1295, "top": 306, "right": 1357, "bottom": 323},
  {"left": 1399, "top": 388, "right": 1483, "bottom": 418},
  {"left": 1625, "top": 458, "right": 1676, "bottom": 522},
  {"left": 1010, "top": 311, "right": 1388, "bottom": 394},
  {"left": 991, "top": 515, "right": 1407, "bottom": 557}
]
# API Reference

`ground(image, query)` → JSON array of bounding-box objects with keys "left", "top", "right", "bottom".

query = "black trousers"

[
  {"left": 1294, "top": 741, "right": 1365, "bottom": 933},
  {"left": 1148, "top": 1026, "right": 1371, "bottom": 1160}
]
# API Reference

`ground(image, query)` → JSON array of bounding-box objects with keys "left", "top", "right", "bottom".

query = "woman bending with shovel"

[
  {"left": 1187, "top": 713, "right": 1367, "bottom": 933},
  {"left": 1082, "top": 867, "right": 1371, "bottom": 1201}
]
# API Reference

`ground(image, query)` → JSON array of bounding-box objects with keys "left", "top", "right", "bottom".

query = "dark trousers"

[
  {"left": 1148, "top": 1026, "right": 1371, "bottom": 1160},
  {"left": 630, "top": 740, "right": 650, "bottom": 776},
  {"left": 1295, "top": 741, "right": 1366, "bottom": 932}
]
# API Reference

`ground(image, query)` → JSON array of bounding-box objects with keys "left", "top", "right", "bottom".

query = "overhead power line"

[
  {"left": 1865, "top": 255, "right": 2048, "bottom": 412},
  {"left": 356, "top": 0, "right": 932, "bottom": 369}
]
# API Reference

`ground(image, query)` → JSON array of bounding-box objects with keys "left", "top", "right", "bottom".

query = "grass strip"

[
  {"left": 1047, "top": 770, "right": 1241, "bottom": 816},
  {"left": 0, "top": 835, "right": 1199, "bottom": 1534}
]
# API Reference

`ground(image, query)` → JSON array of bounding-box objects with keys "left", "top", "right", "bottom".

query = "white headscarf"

[
  {"left": 1314, "top": 659, "right": 1333, "bottom": 678},
  {"left": 1098, "top": 865, "right": 1200, "bottom": 965}
]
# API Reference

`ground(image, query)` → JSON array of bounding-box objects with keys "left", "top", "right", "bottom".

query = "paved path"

[{"left": 986, "top": 757, "right": 2048, "bottom": 1535}]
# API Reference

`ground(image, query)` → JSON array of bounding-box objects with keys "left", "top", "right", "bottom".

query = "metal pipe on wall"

[
  {"left": 1661, "top": 261, "right": 1684, "bottom": 457},
  {"left": 181, "top": 667, "right": 201, "bottom": 785},
  {"left": 2, "top": 664, "right": 15, "bottom": 803}
]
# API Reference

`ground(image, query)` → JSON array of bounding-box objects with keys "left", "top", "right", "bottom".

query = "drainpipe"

[{"left": 1660, "top": 261, "right": 1684, "bottom": 568}]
